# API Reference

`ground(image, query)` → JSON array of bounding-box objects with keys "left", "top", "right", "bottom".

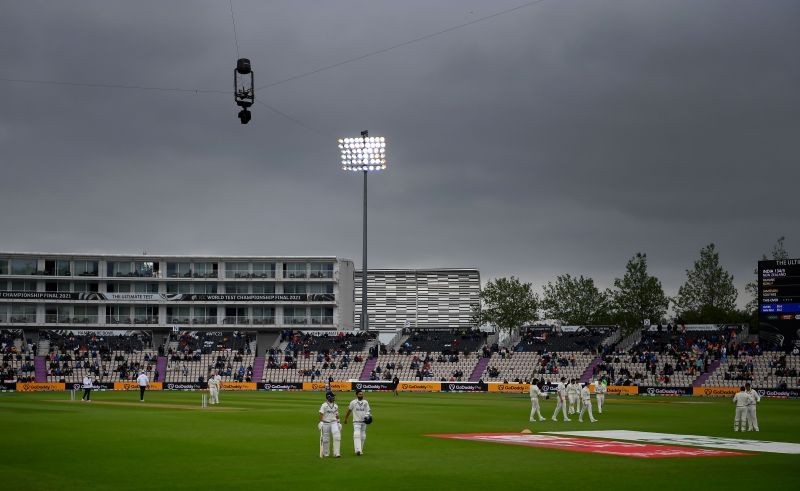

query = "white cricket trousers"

[
  {"left": 552, "top": 396, "right": 568, "bottom": 420},
  {"left": 568, "top": 394, "right": 577, "bottom": 413},
  {"left": 734, "top": 407, "right": 748, "bottom": 431},
  {"left": 746, "top": 406, "right": 759, "bottom": 431},
  {"left": 209, "top": 387, "right": 219, "bottom": 404},
  {"left": 530, "top": 400, "right": 544, "bottom": 421},
  {"left": 596, "top": 394, "right": 605, "bottom": 413},
  {"left": 353, "top": 422, "right": 367, "bottom": 453},
  {"left": 321, "top": 422, "right": 341, "bottom": 457},
  {"left": 579, "top": 398, "right": 595, "bottom": 421}
]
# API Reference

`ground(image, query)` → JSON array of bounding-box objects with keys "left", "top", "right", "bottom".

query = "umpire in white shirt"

[
  {"left": 136, "top": 372, "right": 149, "bottom": 402},
  {"left": 81, "top": 374, "right": 93, "bottom": 402},
  {"left": 343, "top": 389, "right": 372, "bottom": 455}
]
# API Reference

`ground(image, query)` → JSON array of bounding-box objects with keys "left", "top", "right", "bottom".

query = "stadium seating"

[
  {"left": 1, "top": 329, "right": 35, "bottom": 382},
  {"left": 478, "top": 351, "right": 594, "bottom": 383},
  {"left": 261, "top": 348, "right": 368, "bottom": 383},
  {"left": 398, "top": 329, "right": 488, "bottom": 354},
  {"left": 165, "top": 351, "right": 256, "bottom": 383},
  {"left": 703, "top": 350, "right": 800, "bottom": 388},
  {"left": 373, "top": 351, "right": 481, "bottom": 381}
]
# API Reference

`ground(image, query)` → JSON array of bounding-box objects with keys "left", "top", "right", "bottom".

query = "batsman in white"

[
  {"left": 551, "top": 377, "right": 570, "bottom": 421},
  {"left": 207, "top": 370, "right": 221, "bottom": 405},
  {"left": 567, "top": 378, "right": 579, "bottom": 415},
  {"left": 732, "top": 385, "right": 753, "bottom": 432},
  {"left": 318, "top": 391, "right": 342, "bottom": 458},
  {"left": 529, "top": 378, "right": 548, "bottom": 423},
  {"left": 578, "top": 383, "right": 597, "bottom": 423},
  {"left": 593, "top": 377, "right": 607, "bottom": 414},
  {"left": 343, "top": 389, "right": 372, "bottom": 456},
  {"left": 744, "top": 383, "right": 761, "bottom": 432}
]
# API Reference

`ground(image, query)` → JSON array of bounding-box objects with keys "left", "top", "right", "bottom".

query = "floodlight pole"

[{"left": 361, "top": 130, "right": 369, "bottom": 333}]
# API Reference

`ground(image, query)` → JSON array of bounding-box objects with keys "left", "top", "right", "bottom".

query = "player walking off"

[
  {"left": 578, "top": 383, "right": 597, "bottom": 423},
  {"left": 593, "top": 378, "right": 606, "bottom": 414},
  {"left": 208, "top": 370, "right": 221, "bottom": 405},
  {"left": 551, "top": 377, "right": 570, "bottom": 421},
  {"left": 136, "top": 371, "right": 149, "bottom": 402},
  {"left": 733, "top": 386, "right": 753, "bottom": 432},
  {"left": 744, "top": 383, "right": 761, "bottom": 432},
  {"left": 567, "top": 379, "right": 579, "bottom": 415},
  {"left": 318, "top": 392, "right": 342, "bottom": 458},
  {"left": 343, "top": 389, "right": 372, "bottom": 456},
  {"left": 529, "top": 379, "right": 548, "bottom": 423}
]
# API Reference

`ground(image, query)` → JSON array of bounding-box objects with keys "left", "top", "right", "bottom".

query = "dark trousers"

[
  {"left": 139, "top": 386, "right": 146, "bottom": 401},
  {"left": 82, "top": 388, "right": 91, "bottom": 400}
]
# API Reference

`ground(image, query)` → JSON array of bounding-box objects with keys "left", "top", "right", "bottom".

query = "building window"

[
  {"left": 195, "top": 283, "right": 218, "bottom": 294},
  {"left": 252, "top": 262, "right": 275, "bottom": 278},
  {"left": 134, "top": 305, "right": 158, "bottom": 324},
  {"left": 252, "top": 307, "right": 275, "bottom": 324},
  {"left": 106, "top": 283, "right": 131, "bottom": 293},
  {"left": 73, "top": 305, "right": 95, "bottom": 323},
  {"left": 194, "top": 263, "right": 218, "bottom": 278},
  {"left": 11, "top": 281, "right": 37, "bottom": 291},
  {"left": 310, "top": 262, "right": 334, "bottom": 279},
  {"left": 10, "top": 304, "right": 36, "bottom": 323},
  {"left": 225, "top": 283, "right": 249, "bottom": 294},
  {"left": 284, "top": 306, "right": 307, "bottom": 325},
  {"left": 134, "top": 283, "right": 159, "bottom": 293},
  {"left": 0, "top": 260, "right": 8, "bottom": 275},
  {"left": 45, "top": 281, "right": 71, "bottom": 292},
  {"left": 166, "top": 282, "right": 191, "bottom": 294},
  {"left": 224, "top": 306, "right": 249, "bottom": 325},
  {"left": 106, "top": 305, "right": 131, "bottom": 324},
  {"left": 251, "top": 283, "right": 275, "bottom": 294},
  {"left": 167, "top": 307, "right": 191, "bottom": 323},
  {"left": 74, "top": 282, "right": 99, "bottom": 293},
  {"left": 309, "top": 283, "right": 334, "bottom": 294},
  {"left": 44, "top": 259, "right": 72, "bottom": 276},
  {"left": 74, "top": 260, "right": 99, "bottom": 277},
  {"left": 310, "top": 307, "right": 334, "bottom": 325},
  {"left": 167, "top": 262, "right": 192, "bottom": 278},
  {"left": 225, "top": 262, "right": 249, "bottom": 278},
  {"left": 283, "top": 283, "right": 307, "bottom": 294},
  {"left": 10, "top": 259, "right": 37, "bottom": 275},
  {"left": 134, "top": 261, "right": 158, "bottom": 277},
  {"left": 283, "top": 262, "right": 307, "bottom": 279},
  {"left": 192, "top": 306, "right": 217, "bottom": 324}
]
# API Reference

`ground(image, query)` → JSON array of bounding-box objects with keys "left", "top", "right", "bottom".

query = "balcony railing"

[
  {"left": 309, "top": 316, "right": 334, "bottom": 325},
  {"left": 105, "top": 316, "right": 158, "bottom": 325},
  {"left": 44, "top": 314, "right": 100, "bottom": 324},
  {"left": 112, "top": 271, "right": 160, "bottom": 278},
  {"left": 0, "top": 315, "right": 36, "bottom": 323},
  {"left": 309, "top": 270, "right": 334, "bottom": 279},
  {"left": 225, "top": 271, "right": 276, "bottom": 279},
  {"left": 283, "top": 272, "right": 307, "bottom": 279},
  {"left": 283, "top": 316, "right": 308, "bottom": 325}
]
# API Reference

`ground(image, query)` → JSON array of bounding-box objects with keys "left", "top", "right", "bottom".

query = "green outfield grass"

[{"left": 1, "top": 391, "right": 798, "bottom": 490}]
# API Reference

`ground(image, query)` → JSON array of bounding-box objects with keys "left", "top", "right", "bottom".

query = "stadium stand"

[
  {"left": 703, "top": 342, "right": 800, "bottom": 388},
  {"left": 397, "top": 329, "right": 488, "bottom": 355},
  {"left": 372, "top": 351, "right": 481, "bottom": 382},
  {"left": 39, "top": 330, "right": 158, "bottom": 383},
  {"left": 165, "top": 331, "right": 255, "bottom": 382},
  {"left": 593, "top": 325, "right": 741, "bottom": 387},
  {"left": 1, "top": 329, "right": 36, "bottom": 382},
  {"left": 259, "top": 331, "right": 374, "bottom": 383},
  {"left": 515, "top": 326, "right": 614, "bottom": 353}
]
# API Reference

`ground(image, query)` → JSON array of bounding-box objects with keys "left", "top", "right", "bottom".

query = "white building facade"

[{"left": 0, "top": 252, "right": 354, "bottom": 332}]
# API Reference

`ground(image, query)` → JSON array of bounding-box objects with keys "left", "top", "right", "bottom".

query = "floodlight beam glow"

[{"left": 339, "top": 135, "right": 388, "bottom": 172}]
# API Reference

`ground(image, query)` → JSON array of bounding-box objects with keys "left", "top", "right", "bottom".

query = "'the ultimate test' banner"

[{"left": 0, "top": 291, "right": 335, "bottom": 303}]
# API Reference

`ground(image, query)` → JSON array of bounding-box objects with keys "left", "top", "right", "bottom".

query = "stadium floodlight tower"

[{"left": 339, "top": 130, "right": 387, "bottom": 332}]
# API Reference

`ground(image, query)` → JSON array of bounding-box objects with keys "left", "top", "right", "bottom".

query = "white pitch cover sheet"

[{"left": 545, "top": 430, "right": 800, "bottom": 455}]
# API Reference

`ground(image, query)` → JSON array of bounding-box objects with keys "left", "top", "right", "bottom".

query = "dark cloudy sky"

[{"left": 1, "top": 0, "right": 798, "bottom": 308}]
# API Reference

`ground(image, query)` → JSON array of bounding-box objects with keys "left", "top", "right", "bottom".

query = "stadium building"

[
  {"left": 354, "top": 268, "right": 480, "bottom": 331},
  {"left": 0, "top": 252, "right": 355, "bottom": 336}
]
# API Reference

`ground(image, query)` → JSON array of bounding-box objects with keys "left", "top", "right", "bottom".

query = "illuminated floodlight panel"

[{"left": 338, "top": 136, "right": 387, "bottom": 172}]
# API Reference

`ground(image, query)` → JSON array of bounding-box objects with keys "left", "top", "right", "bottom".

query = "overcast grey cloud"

[{"left": 1, "top": 0, "right": 798, "bottom": 307}]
